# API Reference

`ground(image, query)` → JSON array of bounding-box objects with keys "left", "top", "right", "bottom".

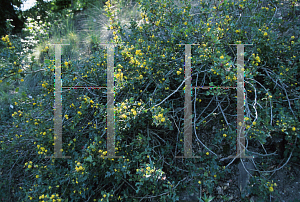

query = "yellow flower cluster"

[
  {"left": 12, "top": 110, "right": 23, "bottom": 117},
  {"left": 151, "top": 106, "right": 167, "bottom": 126},
  {"left": 267, "top": 181, "right": 277, "bottom": 192},
  {"left": 2, "top": 35, "right": 15, "bottom": 49},
  {"left": 251, "top": 54, "right": 261, "bottom": 66},
  {"left": 38, "top": 193, "right": 62, "bottom": 201},
  {"left": 99, "top": 150, "right": 108, "bottom": 157},
  {"left": 75, "top": 162, "right": 85, "bottom": 172},
  {"left": 82, "top": 95, "right": 94, "bottom": 107},
  {"left": 41, "top": 81, "right": 48, "bottom": 88},
  {"left": 37, "top": 144, "right": 47, "bottom": 155},
  {"left": 42, "top": 46, "right": 49, "bottom": 53},
  {"left": 116, "top": 100, "right": 142, "bottom": 120},
  {"left": 1, "top": 35, "right": 9, "bottom": 42},
  {"left": 137, "top": 164, "right": 165, "bottom": 180},
  {"left": 135, "top": 49, "right": 143, "bottom": 56},
  {"left": 261, "top": 7, "right": 270, "bottom": 11},
  {"left": 115, "top": 70, "right": 124, "bottom": 81},
  {"left": 24, "top": 161, "right": 33, "bottom": 169}
]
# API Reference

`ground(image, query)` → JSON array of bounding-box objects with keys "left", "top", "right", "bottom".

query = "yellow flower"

[
  {"left": 133, "top": 111, "right": 137, "bottom": 116},
  {"left": 18, "top": 69, "right": 22, "bottom": 73},
  {"left": 103, "top": 194, "right": 106, "bottom": 198},
  {"left": 253, "top": 122, "right": 256, "bottom": 125},
  {"left": 206, "top": 152, "right": 209, "bottom": 155},
  {"left": 184, "top": 22, "right": 187, "bottom": 25},
  {"left": 33, "top": 103, "right": 36, "bottom": 105},
  {"left": 28, "top": 165, "right": 32, "bottom": 168},
  {"left": 235, "top": 30, "right": 240, "bottom": 33},
  {"left": 138, "top": 102, "right": 141, "bottom": 106},
  {"left": 292, "top": 127, "right": 296, "bottom": 131},
  {"left": 161, "top": 117, "right": 165, "bottom": 122},
  {"left": 36, "top": 175, "right": 39, "bottom": 178},
  {"left": 214, "top": 175, "right": 217, "bottom": 177},
  {"left": 20, "top": 79, "right": 24, "bottom": 82},
  {"left": 65, "top": 115, "right": 68, "bottom": 119},
  {"left": 14, "top": 61, "right": 17, "bottom": 65},
  {"left": 220, "top": 55, "right": 224, "bottom": 59},
  {"left": 269, "top": 187, "right": 274, "bottom": 192},
  {"left": 177, "top": 71, "right": 181, "bottom": 75},
  {"left": 78, "top": 111, "right": 82, "bottom": 115},
  {"left": 291, "top": 36, "right": 295, "bottom": 39},
  {"left": 64, "top": 61, "right": 68, "bottom": 66},
  {"left": 223, "top": 134, "right": 227, "bottom": 137},
  {"left": 264, "top": 32, "right": 268, "bottom": 36},
  {"left": 198, "top": 181, "right": 201, "bottom": 184}
]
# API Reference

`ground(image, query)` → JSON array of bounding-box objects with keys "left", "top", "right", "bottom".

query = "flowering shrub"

[{"left": 0, "top": 0, "right": 300, "bottom": 201}]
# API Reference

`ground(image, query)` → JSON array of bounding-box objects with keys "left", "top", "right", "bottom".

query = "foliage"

[
  {"left": 0, "top": 0, "right": 25, "bottom": 36},
  {"left": 0, "top": 0, "right": 300, "bottom": 201}
]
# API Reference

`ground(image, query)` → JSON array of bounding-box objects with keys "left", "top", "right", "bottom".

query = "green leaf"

[{"left": 86, "top": 156, "right": 93, "bottom": 163}]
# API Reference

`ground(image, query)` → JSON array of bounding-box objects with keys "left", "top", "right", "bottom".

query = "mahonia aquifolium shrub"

[{"left": 0, "top": 0, "right": 299, "bottom": 201}]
